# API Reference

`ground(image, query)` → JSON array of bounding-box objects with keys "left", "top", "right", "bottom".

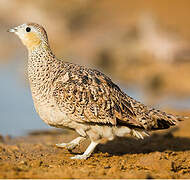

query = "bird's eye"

[{"left": 26, "top": 27, "right": 31, "bottom": 32}]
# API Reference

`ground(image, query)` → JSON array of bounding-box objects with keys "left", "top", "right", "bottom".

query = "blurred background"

[{"left": 0, "top": 0, "right": 190, "bottom": 136}]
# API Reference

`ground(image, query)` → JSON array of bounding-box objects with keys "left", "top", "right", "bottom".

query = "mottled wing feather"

[
  {"left": 52, "top": 63, "right": 142, "bottom": 127},
  {"left": 52, "top": 62, "right": 179, "bottom": 130}
]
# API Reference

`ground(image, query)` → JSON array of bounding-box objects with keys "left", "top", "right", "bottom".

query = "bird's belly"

[{"left": 33, "top": 101, "right": 71, "bottom": 128}]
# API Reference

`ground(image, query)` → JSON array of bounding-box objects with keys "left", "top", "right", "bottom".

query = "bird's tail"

[{"left": 148, "top": 109, "right": 189, "bottom": 130}]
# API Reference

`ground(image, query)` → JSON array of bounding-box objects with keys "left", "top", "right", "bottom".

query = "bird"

[{"left": 7, "top": 23, "right": 184, "bottom": 159}]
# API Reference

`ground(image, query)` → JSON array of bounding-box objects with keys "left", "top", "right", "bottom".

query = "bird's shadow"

[{"left": 96, "top": 128, "right": 190, "bottom": 156}]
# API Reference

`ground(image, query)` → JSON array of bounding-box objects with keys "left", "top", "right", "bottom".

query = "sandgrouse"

[{"left": 8, "top": 23, "right": 183, "bottom": 159}]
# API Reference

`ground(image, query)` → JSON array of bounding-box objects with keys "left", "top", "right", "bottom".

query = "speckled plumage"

[{"left": 8, "top": 23, "right": 182, "bottom": 159}]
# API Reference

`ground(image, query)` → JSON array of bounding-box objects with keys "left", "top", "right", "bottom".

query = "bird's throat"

[{"left": 23, "top": 32, "right": 42, "bottom": 51}]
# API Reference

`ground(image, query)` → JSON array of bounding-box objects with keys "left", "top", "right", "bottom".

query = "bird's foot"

[
  {"left": 56, "top": 137, "right": 86, "bottom": 151},
  {"left": 56, "top": 142, "right": 78, "bottom": 150},
  {"left": 70, "top": 141, "right": 98, "bottom": 160},
  {"left": 70, "top": 154, "right": 89, "bottom": 160}
]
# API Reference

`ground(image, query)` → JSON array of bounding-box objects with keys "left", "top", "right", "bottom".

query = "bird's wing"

[{"left": 52, "top": 63, "right": 143, "bottom": 127}]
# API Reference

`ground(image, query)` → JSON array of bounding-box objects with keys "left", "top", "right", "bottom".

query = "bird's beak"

[{"left": 7, "top": 27, "right": 17, "bottom": 33}]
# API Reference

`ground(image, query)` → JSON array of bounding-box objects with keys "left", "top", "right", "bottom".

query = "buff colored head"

[{"left": 8, "top": 23, "right": 49, "bottom": 51}]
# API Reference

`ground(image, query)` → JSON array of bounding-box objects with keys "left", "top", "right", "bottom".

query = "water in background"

[
  {"left": 0, "top": 60, "right": 50, "bottom": 136},
  {"left": 0, "top": 60, "right": 189, "bottom": 136}
]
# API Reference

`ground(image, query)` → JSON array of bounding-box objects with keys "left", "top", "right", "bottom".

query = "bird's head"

[{"left": 8, "top": 23, "right": 49, "bottom": 51}]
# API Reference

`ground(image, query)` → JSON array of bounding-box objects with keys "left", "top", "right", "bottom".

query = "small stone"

[
  {"left": 104, "top": 165, "right": 111, "bottom": 169},
  {"left": 19, "top": 160, "right": 28, "bottom": 166}
]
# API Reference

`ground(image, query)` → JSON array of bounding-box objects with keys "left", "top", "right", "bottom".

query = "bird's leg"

[
  {"left": 56, "top": 136, "right": 86, "bottom": 150},
  {"left": 70, "top": 141, "right": 98, "bottom": 159}
]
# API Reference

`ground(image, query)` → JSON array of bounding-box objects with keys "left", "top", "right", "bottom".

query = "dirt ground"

[{"left": 0, "top": 111, "right": 190, "bottom": 179}]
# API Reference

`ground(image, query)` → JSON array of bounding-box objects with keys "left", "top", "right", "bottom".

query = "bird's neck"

[
  {"left": 27, "top": 45, "right": 58, "bottom": 85},
  {"left": 28, "top": 42, "right": 52, "bottom": 56},
  {"left": 28, "top": 45, "right": 55, "bottom": 65},
  {"left": 27, "top": 45, "right": 63, "bottom": 103}
]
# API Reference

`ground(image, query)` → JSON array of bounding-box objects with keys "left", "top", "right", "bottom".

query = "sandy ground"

[{"left": 0, "top": 111, "right": 190, "bottom": 179}]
